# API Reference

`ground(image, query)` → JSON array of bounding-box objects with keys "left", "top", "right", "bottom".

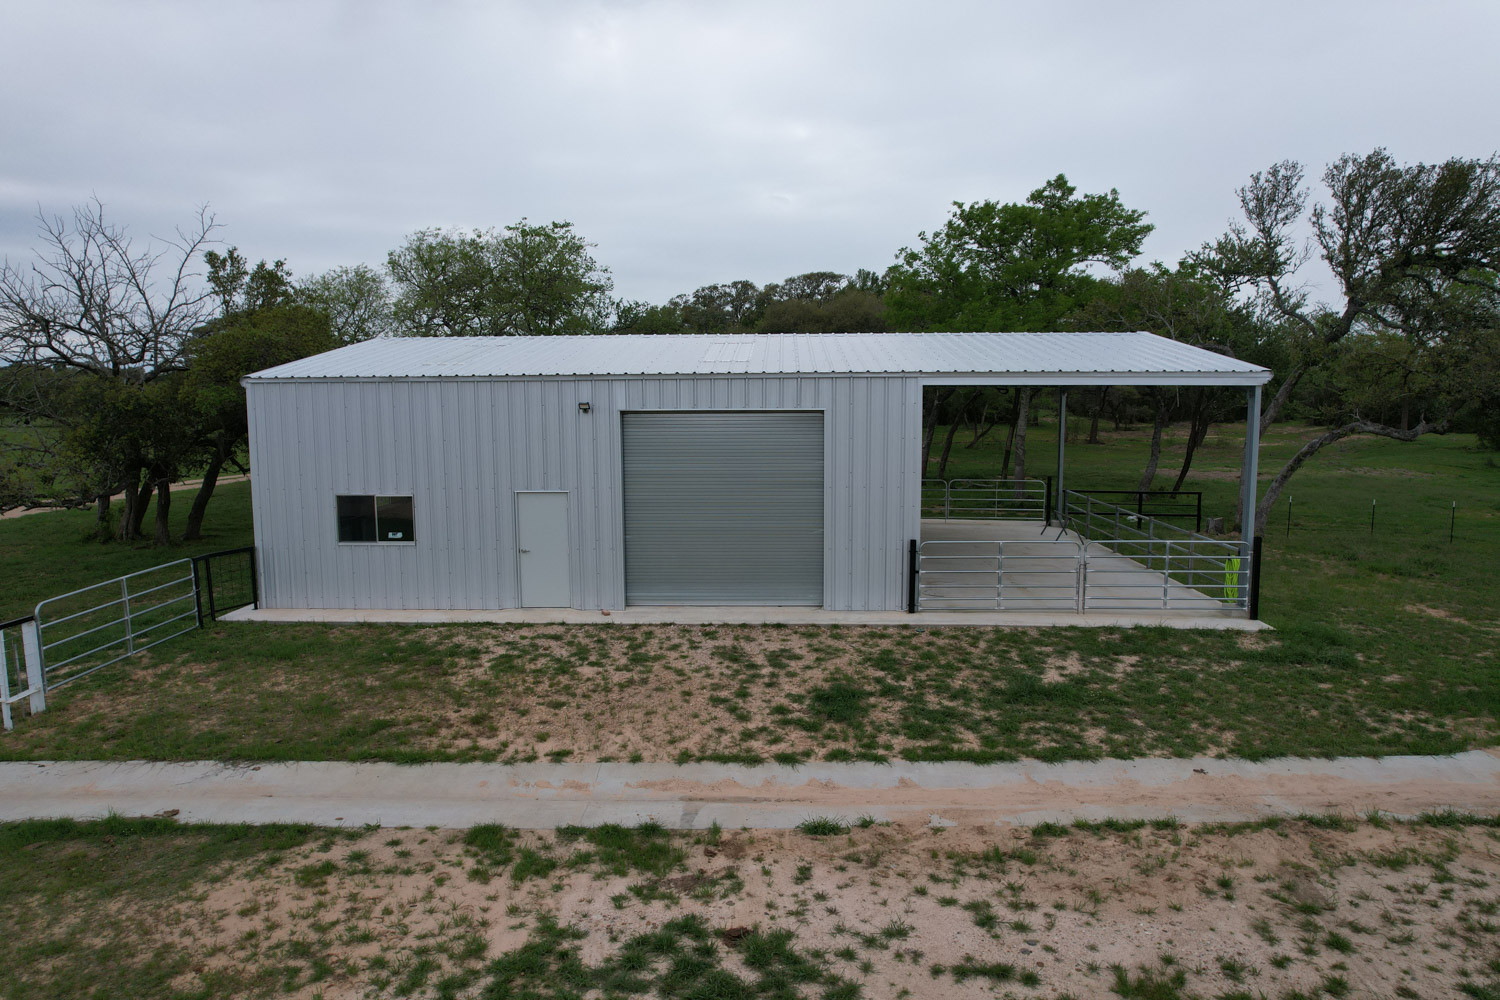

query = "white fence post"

[
  {"left": 1, "top": 631, "right": 11, "bottom": 731},
  {"left": 23, "top": 620, "right": 45, "bottom": 714}
]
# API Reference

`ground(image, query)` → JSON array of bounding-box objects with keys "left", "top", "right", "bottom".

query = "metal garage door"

[{"left": 622, "top": 411, "right": 825, "bottom": 605}]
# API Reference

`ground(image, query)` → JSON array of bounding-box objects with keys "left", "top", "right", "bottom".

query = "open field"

[
  {"left": 6, "top": 812, "right": 1500, "bottom": 999},
  {"left": 1, "top": 423, "right": 1496, "bottom": 765},
  {"left": 0, "top": 479, "right": 255, "bottom": 622}
]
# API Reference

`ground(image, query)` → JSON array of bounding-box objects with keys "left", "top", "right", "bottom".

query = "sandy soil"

[{"left": 153, "top": 817, "right": 1500, "bottom": 999}]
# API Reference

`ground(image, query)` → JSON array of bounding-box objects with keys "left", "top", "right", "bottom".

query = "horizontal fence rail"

[
  {"left": 916, "top": 538, "right": 1084, "bottom": 611},
  {"left": 3, "top": 547, "right": 262, "bottom": 726},
  {"left": 1079, "top": 538, "right": 1246, "bottom": 611},
  {"left": 34, "top": 560, "right": 200, "bottom": 690},
  {"left": 1062, "top": 490, "right": 1247, "bottom": 612},
  {"left": 1065, "top": 489, "right": 1203, "bottom": 532},
  {"left": 914, "top": 489, "right": 1251, "bottom": 614},
  {"left": 921, "top": 478, "right": 1050, "bottom": 522}
]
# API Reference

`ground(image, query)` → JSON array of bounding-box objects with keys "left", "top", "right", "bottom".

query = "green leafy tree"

[
  {"left": 886, "top": 175, "right": 1153, "bottom": 332},
  {"left": 1193, "top": 149, "right": 1500, "bottom": 533},
  {"left": 1068, "top": 264, "right": 1263, "bottom": 491},
  {"left": 297, "top": 264, "right": 393, "bottom": 344},
  {"left": 388, "top": 220, "right": 613, "bottom": 336},
  {"left": 180, "top": 302, "right": 337, "bottom": 539}
]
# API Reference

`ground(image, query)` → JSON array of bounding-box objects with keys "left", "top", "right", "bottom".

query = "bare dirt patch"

[{"left": 144, "top": 817, "right": 1500, "bottom": 999}]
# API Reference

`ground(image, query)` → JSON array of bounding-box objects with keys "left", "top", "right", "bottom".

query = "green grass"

[
  {"left": 1, "top": 423, "right": 1497, "bottom": 765},
  {"left": 0, "top": 479, "right": 255, "bottom": 621},
  {"left": 0, "top": 816, "right": 313, "bottom": 999}
]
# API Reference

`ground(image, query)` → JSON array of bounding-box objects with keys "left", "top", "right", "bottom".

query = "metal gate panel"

[{"left": 622, "top": 411, "right": 824, "bottom": 605}]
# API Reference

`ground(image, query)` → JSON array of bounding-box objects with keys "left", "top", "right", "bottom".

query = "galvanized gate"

[{"left": 2, "top": 546, "right": 257, "bottom": 729}]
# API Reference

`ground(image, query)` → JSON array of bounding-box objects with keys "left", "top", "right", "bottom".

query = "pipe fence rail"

[
  {"left": 921, "top": 478, "right": 1050, "bottom": 521},
  {"left": 911, "top": 489, "right": 1253, "bottom": 614},
  {"left": 915, "top": 538, "right": 1085, "bottom": 611},
  {"left": 1062, "top": 490, "right": 1249, "bottom": 613},
  {"left": 1064, "top": 489, "right": 1203, "bottom": 532},
  {"left": 2, "top": 546, "right": 258, "bottom": 729},
  {"left": 35, "top": 559, "right": 200, "bottom": 691}
]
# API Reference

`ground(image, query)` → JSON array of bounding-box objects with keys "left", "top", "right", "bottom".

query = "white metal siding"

[{"left": 246, "top": 374, "right": 920, "bottom": 611}]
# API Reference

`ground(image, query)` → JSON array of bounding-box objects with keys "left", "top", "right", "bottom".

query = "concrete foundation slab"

[
  {"left": 225, "top": 518, "right": 1264, "bottom": 630},
  {"left": 3, "top": 752, "right": 1495, "bottom": 830},
  {"left": 223, "top": 606, "right": 1265, "bottom": 629}
]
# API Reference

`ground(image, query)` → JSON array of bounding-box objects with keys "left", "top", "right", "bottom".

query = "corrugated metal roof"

[{"left": 244, "top": 332, "right": 1272, "bottom": 385}]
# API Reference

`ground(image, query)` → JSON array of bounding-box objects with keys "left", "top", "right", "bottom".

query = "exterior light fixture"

[{"left": 578, "top": 402, "right": 592, "bottom": 413}]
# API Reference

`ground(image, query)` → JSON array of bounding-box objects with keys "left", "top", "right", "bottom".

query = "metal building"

[{"left": 242, "top": 332, "right": 1271, "bottom": 613}]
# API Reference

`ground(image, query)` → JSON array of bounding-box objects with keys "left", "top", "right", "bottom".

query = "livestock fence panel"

[
  {"left": 921, "top": 478, "right": 1050, "bottom": 521},
  {"left": 9, "top": 547, "right": 260, "bottom": 723},
  {"left": 193, "top": 546, "right": 258, "bottom": 622},
  {"left": 1063, "top": 490, "right": 1249, "bottom": 612},
  {"left": 34, "top": 559, "right": 200, "bottom": 691}
]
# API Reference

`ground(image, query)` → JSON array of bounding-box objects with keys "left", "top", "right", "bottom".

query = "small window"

[{"left": 337, "top": 494, "right": 414, "bottom": 543}]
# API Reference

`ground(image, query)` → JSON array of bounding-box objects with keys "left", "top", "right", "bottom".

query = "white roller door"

[{"left": 622, "top": 411, "right": 825, "bottom": 605}]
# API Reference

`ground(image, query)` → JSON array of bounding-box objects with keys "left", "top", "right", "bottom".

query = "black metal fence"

[{"left": 191, "top": 546, "right": 259, "bottom": 623}]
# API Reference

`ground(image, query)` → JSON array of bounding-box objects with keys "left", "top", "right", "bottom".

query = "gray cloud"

[{"left": 2, "top": 0, "right": 1496, "bottom": 306}]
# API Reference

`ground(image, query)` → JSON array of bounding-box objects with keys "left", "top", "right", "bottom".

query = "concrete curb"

[{"left": 2, "top": 751, "right": 1496, "bottom": 829}]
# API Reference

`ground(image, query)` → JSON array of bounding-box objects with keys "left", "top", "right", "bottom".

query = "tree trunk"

[
  {"left": 93, "top": 492, "right": 112, "bottom": 542},
  {"left": 154, "top": 476, "right": 172, "bottom": 545},
  {"left": 1259, "top": 363, "right": 1306, "bottom": 435},
  {"left": 1135, "top": 394, "right": 1168, "bottom": 491},
  {"left": 1011, "top": 387, "right": 1031, "bottom": 484},
  {"left": 1170, "top": 392, "right": 1214, "bottom": 493},
  {"left": 935, "top": 415, "right": 962, "bottom": 480},
  {"left": 964, "top": 410, "right": 1002, "bottom": 449},
  {"left": 182, "top": 452, "right": 226, "bottom": 542},
  {"left": 1250, "top": 418, "right": 1444, "bottom": 535},
  {"left": 131, "top": 477, "right": 151, "bottom": 539},
  {"left": 919, "top": 388, "right": 951, "bottom": 474},
  {"left": 1087, "top": 388, "right": 1104, "bottom": 444},
  {"left": 117, "top": 467, "right": 144, "bottom": 542}
]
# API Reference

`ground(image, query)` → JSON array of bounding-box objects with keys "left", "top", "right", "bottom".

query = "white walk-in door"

[
  {"left": 516, "top": 492, "right": 571, "bottom": 607},
  {"left": 622, "top": 411, "right": 825, "bottom": 605}
]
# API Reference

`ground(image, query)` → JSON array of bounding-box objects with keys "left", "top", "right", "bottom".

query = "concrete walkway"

[{"left": 3, "top": 752, "right": 1496, "bottom": 829}]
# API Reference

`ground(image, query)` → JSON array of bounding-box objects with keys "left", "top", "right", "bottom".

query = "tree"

[
  {"left": 387, "top": 220, "right": 613, "bottom": 336},
  {"left": 886, "top": 175, "right": 1153, "bottom": 332},
  {"left": 1194, "top": 149, "right": 1500, "bottom": 533},
  {"left": 0, "top": 200, "right": 218, "bottom": 537},
  {"left": 890, "top": 177, "right": 1151, "bottom": 478},
  {"left": 180, "top": 302, "right": 337, "bottom": 539},
  {"left": 754, "top": 271, "right": 888, "bottom": 333},
  {"left": 297, "top": 264, "right": 393, "bottom": 344},
  {"left": 1068, "top": 264, "right": 1262, "bottom": 491}
]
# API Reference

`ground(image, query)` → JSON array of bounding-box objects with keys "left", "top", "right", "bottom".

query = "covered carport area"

[{"left": 911, "top": 341, "right": 1271, "bottom": 619}]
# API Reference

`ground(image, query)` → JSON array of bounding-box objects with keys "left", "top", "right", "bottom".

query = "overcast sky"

[{"left": 2, "top": 1, "right": 1496, "bottom": 307}]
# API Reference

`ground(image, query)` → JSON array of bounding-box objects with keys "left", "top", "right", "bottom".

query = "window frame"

[{"left": 335, "top": 493, "right": 417, "bottom": 545}]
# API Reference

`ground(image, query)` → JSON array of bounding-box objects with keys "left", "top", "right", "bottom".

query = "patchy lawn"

[
  {"left": 1, "top": 616, "right": 1493, "bottom": 765},
  {"left": 3, "top": 426, "right": 1497, "bottom": 765},
  {"left": 6, "top": 812, "right": 1500, "bottom": 999}
]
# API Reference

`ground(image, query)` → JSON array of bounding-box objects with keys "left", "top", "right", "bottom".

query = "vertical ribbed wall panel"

[{"left": 246, "top": 374, "right": 922, "bottom": 611}]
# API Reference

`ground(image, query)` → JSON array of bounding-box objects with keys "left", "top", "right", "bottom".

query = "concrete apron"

[
  {"left": 3, "top": 752, "right": 1497, "bottom": 830},
  {"left": 224, "top": 607, "right": 1268, "bottom": 631}
]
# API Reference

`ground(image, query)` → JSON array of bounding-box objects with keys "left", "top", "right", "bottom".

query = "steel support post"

[
  {"left": 1055, "top": 389, "right": 1068, "bottom": 526},
  {"left": 1240, "top": 385, "right": 1262, "bottom": 614}
]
